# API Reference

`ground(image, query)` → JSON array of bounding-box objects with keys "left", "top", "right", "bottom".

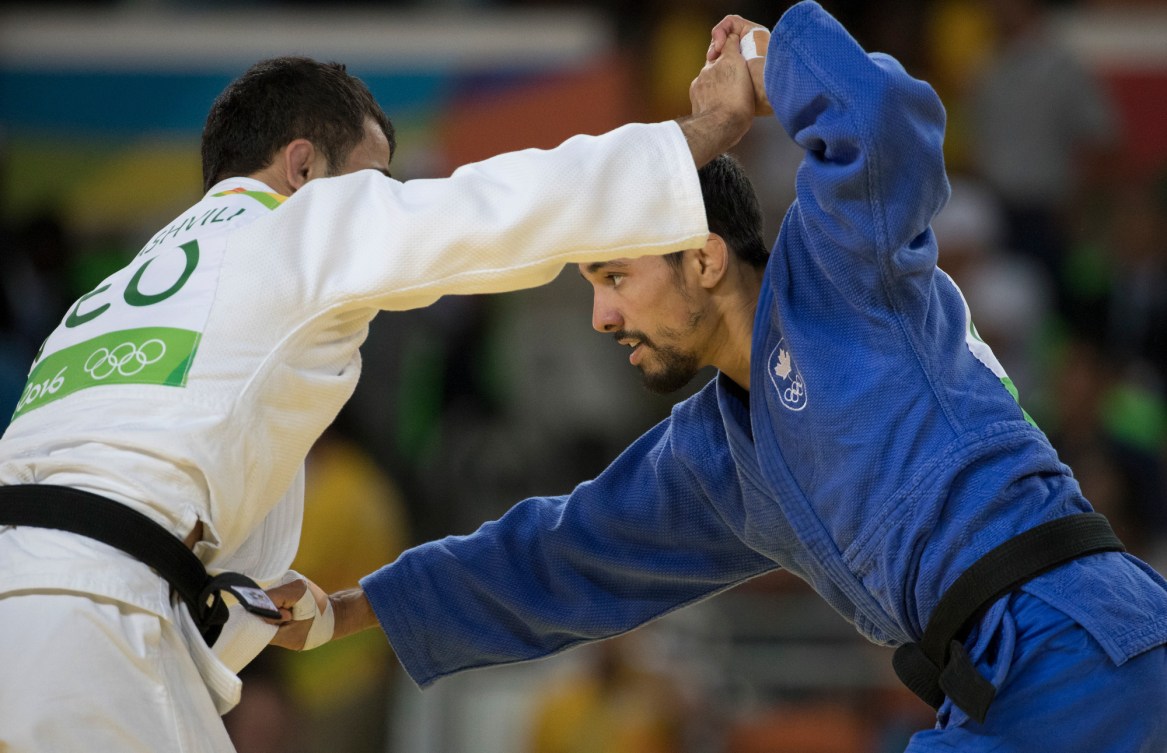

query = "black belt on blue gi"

[
  {"left": 0, "top": 484, "right": 281, "bottom": 645},
  {"left": 892, "top": 512, "right": 1124, "bottom": 724}
]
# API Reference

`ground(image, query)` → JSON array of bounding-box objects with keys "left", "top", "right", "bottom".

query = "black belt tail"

[{"left": 893, "top": 512, "right": 1124, "bottom": 723}]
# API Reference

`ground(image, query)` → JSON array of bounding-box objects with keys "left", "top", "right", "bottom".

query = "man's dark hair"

[
  {"left": 666, "top": 153, "right": 769, "bottom": 270},
  {"left": 200, "top": 57, "right": 396, "bottom": 192}
]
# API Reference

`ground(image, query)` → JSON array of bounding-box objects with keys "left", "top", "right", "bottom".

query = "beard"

[
  {"left": 616, "top": 298, "right": 705, "bottom": 395},
  {"left": 639, "top": 343, "right": 702, "bottom": 394},
  {"left": 616, "top": 325, "right": 702, "bottom": 395}
]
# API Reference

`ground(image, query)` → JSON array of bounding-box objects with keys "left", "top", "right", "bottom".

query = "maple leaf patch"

[{"left": 767, "top": 339, "right": 807, "bottom": 411}]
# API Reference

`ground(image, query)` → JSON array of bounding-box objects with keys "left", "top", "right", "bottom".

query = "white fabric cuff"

[{"left": 213, "top": 602, "right": 279, "bottom": 674}]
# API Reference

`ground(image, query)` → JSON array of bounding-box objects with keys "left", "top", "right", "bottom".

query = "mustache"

[{"left": 613, "top": 329, "right": 654, "bottom": 350}]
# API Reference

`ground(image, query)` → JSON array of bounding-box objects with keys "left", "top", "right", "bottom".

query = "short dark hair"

[
  {"left": 200, "top": 56, "right": 396, "bottom": 192},
  {"left": 666, "top": 153, "right": 769, "bottom": 270}
]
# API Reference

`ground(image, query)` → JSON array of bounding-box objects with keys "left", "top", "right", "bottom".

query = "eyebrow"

[{"left": 582, "top": 260, "right": 629, "bottom": 275}]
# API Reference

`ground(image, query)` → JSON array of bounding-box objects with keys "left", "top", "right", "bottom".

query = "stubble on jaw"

[
  {"left": 639, "top": 343, "right": 703, "bottom": 394},
  {"left": 630, "top": 307, "right": 706, "bottom": 395}
]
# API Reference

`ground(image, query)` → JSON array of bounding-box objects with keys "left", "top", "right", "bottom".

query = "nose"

[{"left": 591, "top": 290, "right": 621, "bottom": 333}]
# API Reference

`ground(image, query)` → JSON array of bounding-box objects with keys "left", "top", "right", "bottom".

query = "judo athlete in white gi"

[
  {"left": 0, "top": 46, "right": 759, "bottom": 752},
  {"left": 273, "top": 4, "right": 1167, "bottom": 751}
]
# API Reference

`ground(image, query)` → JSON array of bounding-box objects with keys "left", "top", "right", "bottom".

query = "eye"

[{"left": 607, "top": 273, "right": 625, "bottom": 287}]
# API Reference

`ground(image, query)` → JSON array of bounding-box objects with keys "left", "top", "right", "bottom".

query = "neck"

[
  {"left": 247, "top": 164, "right": 295, "bottom": 197},
  {"left": 706, "top": 269, "right": 761, "bottom": 391}
]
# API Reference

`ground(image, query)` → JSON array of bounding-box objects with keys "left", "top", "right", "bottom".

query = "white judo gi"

[{"left": 0, "top": 121, "right": 707, "bottom": 752}]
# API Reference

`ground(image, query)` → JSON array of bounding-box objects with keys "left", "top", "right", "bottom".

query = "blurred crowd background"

[{"left": 3, "top": 0, "right": 1167, "bottom": 751}]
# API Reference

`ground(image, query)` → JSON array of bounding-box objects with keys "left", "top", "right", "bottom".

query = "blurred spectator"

[
  {"left": 1062, "top": 174, "right": 1167, "bottom": 381},
  {"left": 287, "top": 426, "right": 411, "bottom": 753},
  {"left": 527, "top": 632, "right": 690, "bottom": 753},
  {"left": 0, "top": 222, "right": 26, "bottom": 426},
  {"left": 851, "top": 0, "right": 931, "bottom": 74},
  {"left": 339, "top": 295, "right": 494, "bottom": 542},
  {"left": 966, "top": 0, "right": 1121, "bottom": 308},
  {"left": 226, "top": 426, "right": 411, "bottom": 753},
  {"left": 633, "top": 0, "right": 786, "bottom": 123},
  {"left": 0, "top": 213, "right": 75, "bottom": 352},
  {"left": 0, "top": 337, "right": 23, "bottom": 428},
  {"left": 642, "top": 0, "right": 739, "bottom": 121},
  {"left": 223, "top": 653, "right": 304, "bottom": 753},
  {"left": 724, "top": 700, "right": 874, "bottom": 753},
  {"left": 1044, "top": 336, "right": 1167, "bottom": 561},
  {"left": 933, "top": 174, "right": 1054, "bottom": 398},
  {"left": 731, "top": 113, "right": 803, "bottom": 245},
  {"left": 923, "top": 0, "right": 996, "bottom": 171},
  {"left": 0, "top": 212, "right": 78, "bottom": 430},
  {"left": 1050, "top": 168, "right": 1167, "bottom": 564},
  {"left": 865, "top": 682, "right": 938, "bottom": 753}
]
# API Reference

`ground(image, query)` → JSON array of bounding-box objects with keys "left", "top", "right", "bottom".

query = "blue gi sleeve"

[
  {"left": 764, "top": 1, "right": 949, "bottom": 284},
  {"left": 360, "top": 408, "right": 775, "bottom": 688}
]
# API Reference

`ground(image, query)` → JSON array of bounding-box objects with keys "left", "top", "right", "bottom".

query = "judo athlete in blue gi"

[{"left": 274, "top": 3, "right": 1167, "bottom": 749}]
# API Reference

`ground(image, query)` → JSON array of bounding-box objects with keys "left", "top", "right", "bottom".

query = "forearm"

[
  {"left": 677, "top": 108, "right": 752, "bottom": 168},
  {"left": 329, "top": 587, "right": 379, "bottom": 640}
]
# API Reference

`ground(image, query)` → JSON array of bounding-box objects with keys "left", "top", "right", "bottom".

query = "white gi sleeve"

[{"left": 229, "top": 121, "right": 708, "bottom": 312}]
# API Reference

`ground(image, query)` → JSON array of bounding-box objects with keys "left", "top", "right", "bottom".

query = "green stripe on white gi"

[{"left": 952, "top": 273, "right": 1039, "bottom": 429}]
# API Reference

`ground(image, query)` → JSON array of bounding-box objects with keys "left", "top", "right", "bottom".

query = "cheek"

[{"left": 653, "top": 301, "right": 704, "bottom": 344}]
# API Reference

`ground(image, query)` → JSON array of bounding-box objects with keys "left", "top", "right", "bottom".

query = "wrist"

[
  {"left": 677, "top": 108, "right": 750, "bottom": 167},
  {"left": 330, "top": 587, "right": 378, "bottom": 641}
]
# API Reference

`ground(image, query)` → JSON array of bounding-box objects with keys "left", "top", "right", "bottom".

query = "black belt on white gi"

[
  {"left": 0, "top": 484, "right": 281, "bottom": 646},
  {"left": 892, "top": 512, "right": 1124, "bottom": 724}
]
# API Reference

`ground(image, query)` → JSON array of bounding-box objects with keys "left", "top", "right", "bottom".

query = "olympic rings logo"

[{"left": 83, "top": 339, "right": 167, "bottom": 380}]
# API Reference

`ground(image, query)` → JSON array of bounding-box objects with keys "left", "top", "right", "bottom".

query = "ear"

[
  {"left": 282, "top": 139, "right": 325, "bottom": 193},
  {"left": 691, "top": 233, "right": 730, "bottom": 289}
]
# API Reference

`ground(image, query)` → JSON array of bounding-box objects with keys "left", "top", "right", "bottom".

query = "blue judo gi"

[{"left": 362, "top": 3, "right": 1167, "bottom": 749}]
